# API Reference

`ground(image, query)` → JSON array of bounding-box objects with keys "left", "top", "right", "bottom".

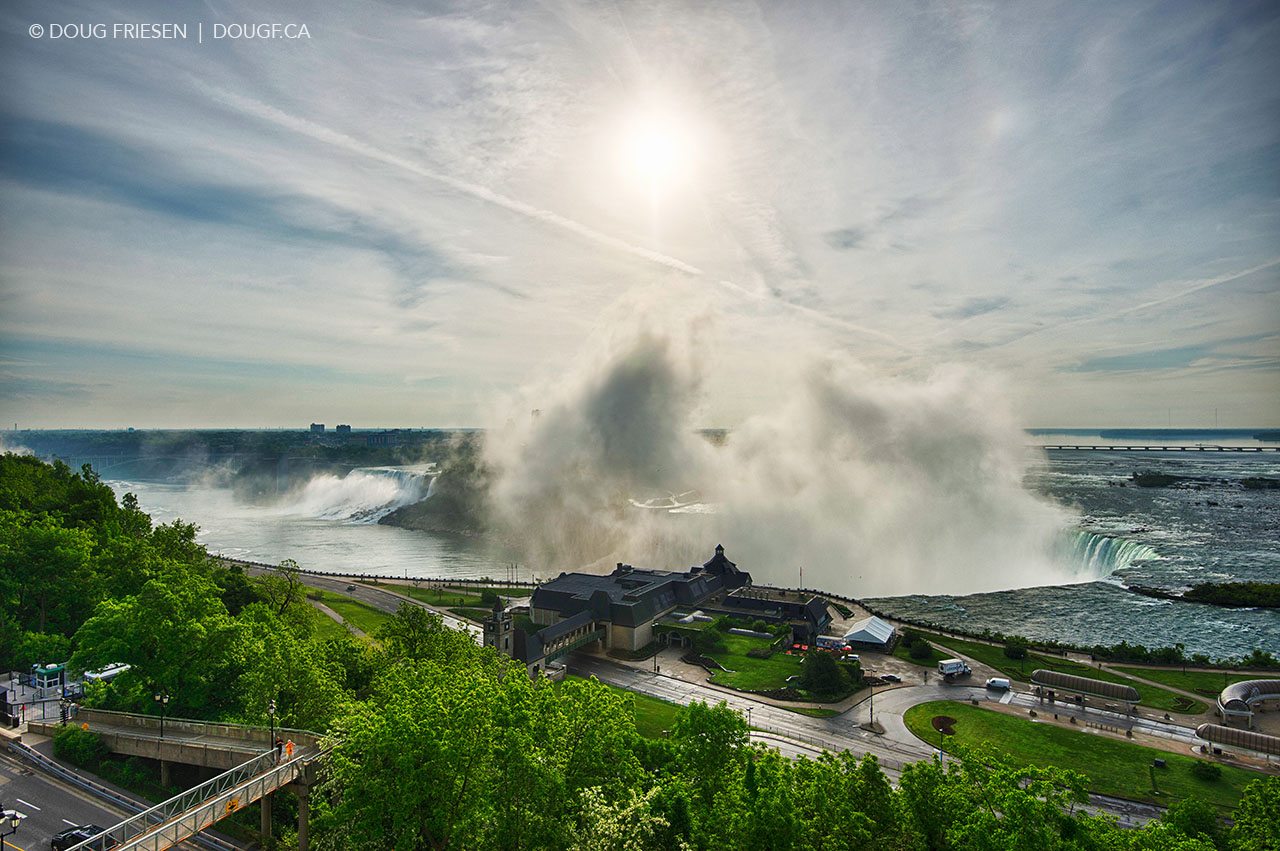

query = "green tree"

[
  {"left": 70, "top": 569, "right": 244, "bottom": 717},
  {"left": 800, "top": 651, "right": 849, "bottom": 696},
  {"left": 1229, "top": 776, "right": 1279, "bottom": 851}
]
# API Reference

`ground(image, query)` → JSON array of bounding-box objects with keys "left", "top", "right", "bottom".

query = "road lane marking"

[
  {"left": 63, "top": 817, "right": 79, "bottom": 825},
  {"left": 15, "top": 797, "right": 40, "bottom": 810}
]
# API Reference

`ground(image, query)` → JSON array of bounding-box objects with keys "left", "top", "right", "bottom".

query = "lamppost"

[
  {"left": 268, "top": 699, "right": 277, "bottom": 745},
  {"left": 868, "top": 682, "right": 875, "bottom": 727},
  {"left": 154, "top": 692, "right": 170, "bottom": 738},
  {"left": 0, "top": 802, "right": 25, "bottom": 850},
  {"left": 746, "top": 706, "right": 752, "bottom": 729}
]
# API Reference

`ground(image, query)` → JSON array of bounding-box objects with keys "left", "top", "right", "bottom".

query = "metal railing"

[
  {"left": 3, "top": 742, "right": 237, "bottom": 851},
  {"left": 64, "top": 748, "right": 310, "bottom": 851}
]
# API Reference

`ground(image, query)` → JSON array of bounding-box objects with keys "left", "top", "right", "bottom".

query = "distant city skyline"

[{"left": 2, "top": 1, "right": 1277, "bottom": 429}]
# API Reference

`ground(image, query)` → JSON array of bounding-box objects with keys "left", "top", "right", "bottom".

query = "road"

[
  {"left": 0, "top": 750, "right": 134, "bottom": 850},
  {"left": 570, "top": 657, "right": 1176, "bottom": 825}
]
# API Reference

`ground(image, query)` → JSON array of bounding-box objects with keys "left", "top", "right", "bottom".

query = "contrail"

[
  {"left": 198, "top": 82, "right": 904, "bottom": 349},
  {"left": 197, "top": 83, "right": 702, "bottom": 276}
]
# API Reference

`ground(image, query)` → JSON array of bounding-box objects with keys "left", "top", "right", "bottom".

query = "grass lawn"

[
  {"left": 901, "top": 632, "right": 1206, "bottom": 714},
  {"left": 1109, "top": 666, "right": 1259, "bottom": 699},
  {"left": 894, "top": 641, "right": 947, "bottom": 667},
  {"left": 705, "top": 634, "right": 804, "bottom": 691},
  {"left": 785, "top": 706, "right": 840, "bottom": 718},
  {"left": 310, "top": 609, "right": 353, "bottom": 640},
  {"left": 449, "top": 606, "right": 492, "bottom": 622},
  {"left": 372, "top": 583, "right": 529, "bottom": 608},
  {"left": 309, "top": 589, "right": 394, "bottom": 636},
  {"left": 564, "top": 676, "right": 683, "bottom": 738},
  {"left": 904, "top": 700, "right": 1263, "bottom": 811}
]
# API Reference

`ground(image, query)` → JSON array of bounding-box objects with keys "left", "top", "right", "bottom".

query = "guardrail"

[
  {"left": 64, "top": 748, "right": 310, "bottom": 851},
  {"left": 3, "top": 741, "right": 238, "bottom": 851}
]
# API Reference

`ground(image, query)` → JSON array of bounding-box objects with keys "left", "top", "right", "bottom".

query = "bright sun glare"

[{"left": 619, "top": 110, "right": 696, "bottom": 193}]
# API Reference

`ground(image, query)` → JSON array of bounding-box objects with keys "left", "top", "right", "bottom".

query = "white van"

[{"left": 985, "top": 677, "right": 1011, "bottom": 691}]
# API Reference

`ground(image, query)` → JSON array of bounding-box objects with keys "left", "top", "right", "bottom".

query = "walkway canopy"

[
  {"left": 1031, "top": 669, "right": 1140, "bottom": 705},
  {"left": 1196, "top": 723, "right": 1280, "bottom": 756},
  {"left": 1217, "top": 680, "right": 1280, "bottom": 728}
]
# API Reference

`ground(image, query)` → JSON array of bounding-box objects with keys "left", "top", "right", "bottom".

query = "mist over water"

[
  {"left": 484, "top": 324, "right": 1093, "bottom": 596},
  {"left": 278, "top": 466, "right": 435, "bottom": 523}
]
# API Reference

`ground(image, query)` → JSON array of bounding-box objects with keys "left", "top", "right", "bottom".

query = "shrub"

[
  {"left": 901, "top": 629, "right": 920, "bottom": 648},
  {"left": 693, "top": 629, "right": 726, "bottom": 656},
  {"left": 1003, "top": 638, "right": 1029, "bottom": 660},
  {"left": 909, "top": 640, "right": 934, "bottom": 661},
  {"left": 1190, "top": 761, "right": 1222, "bottom": 782},
  {"left": 53, "top": 724, "right": 108, "bottom": 769},
  {"left": 479, "top": 589, "right": 499, "bottom": 606},
  {"left": 712, "top": 616, "right": 732, "bottom": 633},
  {"left": 751, "top": 620, "right": 770, "bottom": 634}
]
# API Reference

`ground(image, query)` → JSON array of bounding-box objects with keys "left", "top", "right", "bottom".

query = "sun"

[{"left": 618, "top": 108, "right": 698, "bottom": 193}]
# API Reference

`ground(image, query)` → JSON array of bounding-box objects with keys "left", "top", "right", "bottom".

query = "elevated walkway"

[
  {"left": 66, "top": 746, "right": 319, "bottom": 851},
  {"left": 30, "top": 708, "right": 320, "bottom": 771}
]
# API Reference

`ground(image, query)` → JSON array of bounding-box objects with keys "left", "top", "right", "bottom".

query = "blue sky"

[{"left": 1, "top": 0, "right": 1277, "bottom": 428}]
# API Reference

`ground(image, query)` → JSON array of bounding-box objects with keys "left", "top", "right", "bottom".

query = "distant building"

[
  {"left": 335, "top": 424, "right": 352, "bottom": 434},
  {"left": 310, "top": 423, "right": 325, "bottom": 434},
  {"left": 487, "top": 545, "right": 751, "bottom": 674},
  {"left": 365, "top": 429, "right": 403, "bottom": 447}
]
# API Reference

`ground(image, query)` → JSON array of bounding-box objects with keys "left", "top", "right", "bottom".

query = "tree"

[
  {"left": 256, "top": 559, "right": 307, "bottom": 618},
  {"left": 1229, "top": 776, "right": 1279, "bottom": 851},
  {"left": 376, "top": 603, "right": 476, "bottom": 664},
  {"left": 569, "top": 786, "right": 673, "bottom": 851},
  {"left": 70, "top": 569, "right": 244, "bottom": 717},
  {"left": 800, "top": 651, "right": 849, "bottom": 696}
]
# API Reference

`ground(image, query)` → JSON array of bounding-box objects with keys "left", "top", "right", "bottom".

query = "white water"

[
  {"left": 1064, "top": 531, "right": 1160, "bottom": 574},
  {"left": 278, "top": 465, "right": 436, "bottom": 523}
]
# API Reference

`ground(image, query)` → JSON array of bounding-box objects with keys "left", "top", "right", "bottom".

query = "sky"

[{"left": 1, "top": 0, "right": 1277, "bottom": 430}]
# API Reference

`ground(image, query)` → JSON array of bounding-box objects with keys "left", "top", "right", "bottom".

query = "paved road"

[
  {"left": 0, "top": 750, "right": 136, "bottom": 850},
  {"left": 570, "top": 656, "right": 1178, "bottom": 825},
  {"left": 248, "top": 568, "right": 482, "bottom": 638}
]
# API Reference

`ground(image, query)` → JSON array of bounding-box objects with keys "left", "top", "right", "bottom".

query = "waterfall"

[
  {"left": 1065, "top": 531, "right": 1159, "bottom": 575},
  {"left": 281, "top": 465, "right": 436, "bottom": 523}
]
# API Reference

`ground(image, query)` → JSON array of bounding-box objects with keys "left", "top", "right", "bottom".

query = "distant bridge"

[{"left": 1036, "top": 445, "right": 1279, "bottom": 453}]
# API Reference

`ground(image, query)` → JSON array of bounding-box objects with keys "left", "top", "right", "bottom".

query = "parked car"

[
  {"left": 881, "top": 674, "right": 902, "bottom": 683},
  {"left": 345, "top": 584, "right": 356, "bottom": 591},
  {"left": 985, "top": 677, "right": 1011, "bottom": 691},
  {"left": 52, "top": 824, "right": 114, "bottom": 850}
]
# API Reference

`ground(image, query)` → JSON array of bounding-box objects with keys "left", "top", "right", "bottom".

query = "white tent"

[{"left": 842, "top": 615, "right": 896, "bottom": 648}]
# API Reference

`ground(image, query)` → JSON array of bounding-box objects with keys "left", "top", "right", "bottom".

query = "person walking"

[
  {"left": 284, "top": 739, "right": 295, "bottom": 760},
  {"left": 274, "top": 737, "right": 283, "bottom": 761}
]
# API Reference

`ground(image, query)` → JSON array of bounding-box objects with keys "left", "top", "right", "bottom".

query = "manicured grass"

[
  {"left": 310, "top": 589, "right": 394, "bottom": 635},
  {"left": 902, "top": 631, "right": 1207, "bottom": 714},
  {"left": 564, "top": 676, "right": 682, "bottom": 738},
  {"left": 1109, "top": 666, "right": 1260, "bottom": 699},
  {"left": 375, "top": 583, "right": 530, "bottom": 608},
  {"left": 903, "top": 700, "right": 1262, "bottom": 811},
  {"left": 448, "top": 607, "right": 492, "bottom": 622},
  {"left": 310, "top": 609, "right": 353, "bottom": 640},
  {"left": 894, "top": 641, "right": 947, "bottom": 667},
  {"left": 705, "top": 634, "right": 804, "bottom": 691},
  {"left": 785, "top": 706, "right": 840, "bottom": 718}
]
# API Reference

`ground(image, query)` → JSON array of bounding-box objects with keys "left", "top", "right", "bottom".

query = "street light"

[
  {"left": 0, "top": 802, "right": 25, "bottom": 850},
  {"left": 269, "top": 699, "right": 277, "bottom": 745},
  {"left": 154, "top": 692, "right": 170, "bottom": 738}
]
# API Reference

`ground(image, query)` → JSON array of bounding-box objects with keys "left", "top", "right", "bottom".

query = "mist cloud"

[{"left": 484, "top": 320, "right": 1082, "bottom": 596}]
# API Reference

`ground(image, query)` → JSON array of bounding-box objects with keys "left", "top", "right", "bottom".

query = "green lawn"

[
  {"left": 564, "top": 676, "right": 682, "bottom": 738},
  {"left": 309, "top": 589, "right": 395, "bottom": 635},
  {"left": 705, "top": 634, "right": 804, "bottom": 691},
  {"left": 785, "top": 706, "right": 840, "bottom": 718},
  {"left": 1108, "top": 666, "right": 1259, "bottom": 699},
  {"left": 310, "top": 609, "right": 353, "bottom": 640},
  {"left": 900, "top": 632, "right": 1206, "bottom": 714},
  {"left": 903, "top": 700, "right": 1262, "bottom": 811},
  {"left": 449, "top": 607, "right": 492, "bottom": 622},
  {"left": 375, "top": 583, "right": 530, "bottom": 608}
]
